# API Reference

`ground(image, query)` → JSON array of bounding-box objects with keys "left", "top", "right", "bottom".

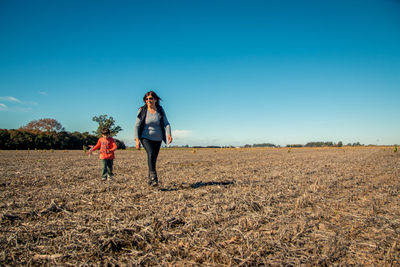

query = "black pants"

[{"left": 141, "top": 138, "right": 162, "bottom": 173}]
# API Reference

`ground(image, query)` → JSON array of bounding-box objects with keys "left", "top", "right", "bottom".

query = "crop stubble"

[{"left": 0, "top": 147, "right": 399, "bottom": 266}]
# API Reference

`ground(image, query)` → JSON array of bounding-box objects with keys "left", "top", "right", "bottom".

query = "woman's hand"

[
  {"left": 167, "top": 135, "right": 173, "bottom": 145},
  {"left": 135, "top": 139, "right": 141, "bottom": 150}
]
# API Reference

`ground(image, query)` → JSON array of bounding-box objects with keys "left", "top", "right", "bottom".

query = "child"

[{"left": 88, "top": 128, "right": 117, "bottom": 182}]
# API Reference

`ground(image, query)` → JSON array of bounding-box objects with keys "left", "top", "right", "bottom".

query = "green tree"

[
  {"left": 9, "top": 130, "right": 35, "bottom": 149},
  {"left": 92, "top": 115, "right": 122, "bottom": 137},
  {"left": 35, "top": 133, "right": 52, "bottom": 149},
  {"left": 0, "top": 129, "right": 11, "bottom": 149}
]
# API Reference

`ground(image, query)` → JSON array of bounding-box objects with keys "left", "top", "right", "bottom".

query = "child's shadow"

[{"left": 159, "top": 180, "right": 235, "bottom": 192}]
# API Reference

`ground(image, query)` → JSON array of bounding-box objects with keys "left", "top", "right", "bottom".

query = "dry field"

[{"left": 1, "top": 147, "right": 399, "bottom": 266}]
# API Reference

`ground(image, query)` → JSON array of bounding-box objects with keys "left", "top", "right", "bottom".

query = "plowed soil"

[{"left": 1, "top": 147, "right": 399, "bottom": 266}]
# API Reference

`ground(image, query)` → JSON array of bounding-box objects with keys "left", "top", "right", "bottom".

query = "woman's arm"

[
  {"left": 134, "top": 110, "right": 142, "bottom": 140},
  {"left": 134, "top": 108, "right": 142, "bottom": 149},
  {"left": 163, "top": 111, "right": 173, "bottom": 144}
]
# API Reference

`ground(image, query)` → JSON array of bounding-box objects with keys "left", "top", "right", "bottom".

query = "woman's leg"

[{"left": 141, "top": 138, "right": 162, "bottom": 185}]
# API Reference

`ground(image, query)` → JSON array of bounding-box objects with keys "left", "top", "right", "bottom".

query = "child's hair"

[{"left": 102, "top": 128, "right": 111, "bottom": 135}]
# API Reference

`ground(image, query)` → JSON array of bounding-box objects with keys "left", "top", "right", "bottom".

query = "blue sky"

[{"left": 1, "top": 0, "right": 399, "bottom": 146}]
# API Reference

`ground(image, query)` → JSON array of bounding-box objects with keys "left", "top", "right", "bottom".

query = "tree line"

[
  {"left": 0, "top": 117, "right": 126, "bottom": 150},
  {"left": 171, "top": 141, "right": 366, "bottom": 149},
  {"left": 242, "top": 141, "right": 365, "bottom": 148},
  {"left": 287, "top": 141, "right": 364, "bottom": 148},
  {"left": 243, "top": 143, "right": 277, "bottom": 148}
]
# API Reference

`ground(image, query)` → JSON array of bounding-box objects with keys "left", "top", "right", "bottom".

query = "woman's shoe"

[{"left": 149, "top": 171, "right": 158, "bottom": 187}]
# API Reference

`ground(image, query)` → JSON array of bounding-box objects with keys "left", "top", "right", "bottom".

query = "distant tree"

[
  {"left": 337, "top": 141, "right": 343, "bottom": 147},
  {"left": 305, "top": 141, "right": 337, "bottom": 147},
  {"left": 19, "top": 118, "right": 64, "bottom": 133},
  {"left": 346, "top": 142, "right": 363, "bottom": 147},
  {"left": 253, "top": 143, "right": 276, "bottom": 148},
  {"left": 92, "top": 115, "right": 122, "bottom": 137},
  {"left": 0, "top": 129, "right": 11, "bottom": 149},
  {"left": 115, "top": 139, "right": 126, "bottom": 149},
  {"left": 34, "top": 132, "right": 54, "bottom": 149},
  {"left": 9, "top": 130, "right": 36, "bottom": 149},
  {"left": 54, "top": 131, "right": 72, "bottom": 149},
  {"left": 287, "top": 144, "right": 303, "bottom": 148}
]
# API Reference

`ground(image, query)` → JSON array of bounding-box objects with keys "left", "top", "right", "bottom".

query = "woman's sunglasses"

[{"left": 146, "top": 97, "right": 154, "bottom": 101}]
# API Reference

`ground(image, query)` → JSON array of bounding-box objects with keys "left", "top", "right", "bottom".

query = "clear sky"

[{"left": 1, "top": 0, "right": 399, "bottom": 147}]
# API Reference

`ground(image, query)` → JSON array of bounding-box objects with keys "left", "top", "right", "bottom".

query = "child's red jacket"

[{"left": 92, "top": 136, "right": 117, "bottom": 159}]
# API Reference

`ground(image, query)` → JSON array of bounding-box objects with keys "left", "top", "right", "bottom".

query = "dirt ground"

[{"left": 0, "top": 147, "right": 399, "bottom": 266}]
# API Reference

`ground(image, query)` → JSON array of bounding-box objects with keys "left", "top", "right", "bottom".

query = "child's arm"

[
  {"left": 88, "top": 139, "right": 101, "bottom": 154},
  {"left": 92, "top": 139, "right": 101, "bottom": 151},
  {"left": 110, "top": 139, "right": 118, "bottom": 152},
  {"left": 86, "top": 146, "right": 93, "bottom": 156}
]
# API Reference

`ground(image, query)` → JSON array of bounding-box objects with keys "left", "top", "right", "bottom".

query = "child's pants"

[{"left": 101, "top": 159, "right": 113, "bottom": 179}]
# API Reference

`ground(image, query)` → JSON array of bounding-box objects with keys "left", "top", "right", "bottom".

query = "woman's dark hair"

[{"left": 143, "top": 91, "right": 162, "bottom": 107}]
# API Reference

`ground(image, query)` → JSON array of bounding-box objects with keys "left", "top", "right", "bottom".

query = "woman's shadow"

[{"left": 159, "top": 180, "right": 235, "bottom": 191}]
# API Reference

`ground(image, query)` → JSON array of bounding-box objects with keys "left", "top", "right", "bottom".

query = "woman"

[{"left": 134, "top": 91, "right": 172, "bottom": 186}]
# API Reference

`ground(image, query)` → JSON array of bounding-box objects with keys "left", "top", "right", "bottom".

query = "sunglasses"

[{"left": 146, "top": 97, "right": 154, "bottom": 101}]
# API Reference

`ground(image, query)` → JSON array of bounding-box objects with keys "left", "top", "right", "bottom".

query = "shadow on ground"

[{"left": 159, "top": 180, "right": 235, "bottom": 192}]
